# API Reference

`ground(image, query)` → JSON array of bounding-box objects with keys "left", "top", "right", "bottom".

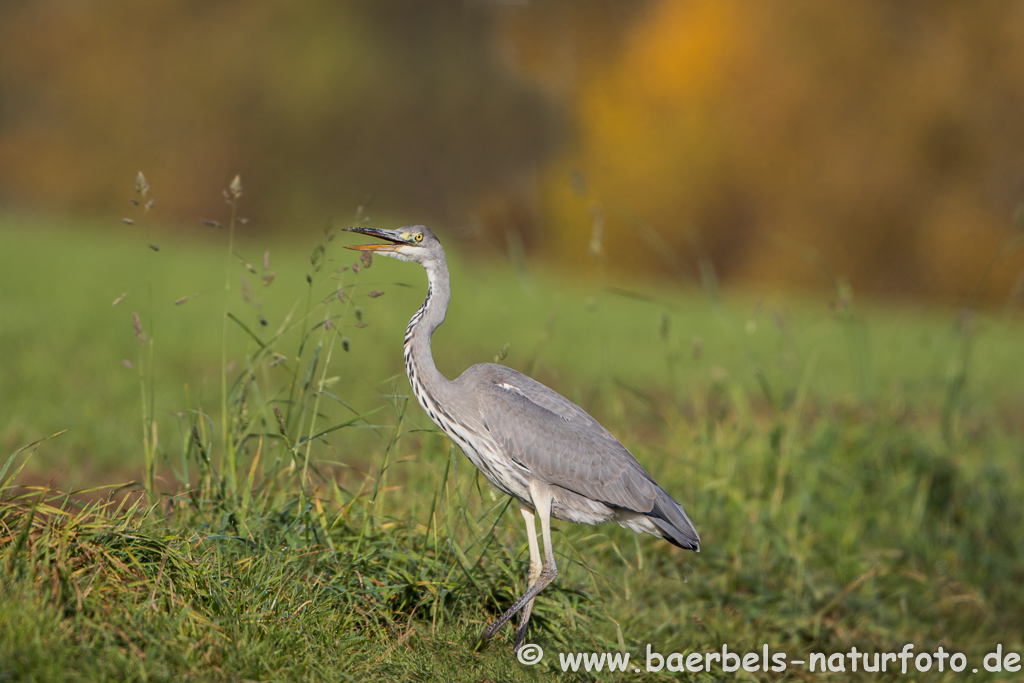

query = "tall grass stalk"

[
  {"left": 124, "top": 172, "right": 161, "bottom": 505},
  {"left": 220, "top": 174, "right": 243, "bottom": 496}
]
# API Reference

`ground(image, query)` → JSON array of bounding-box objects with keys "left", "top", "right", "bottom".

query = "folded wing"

[{"left": 469, "top": 364, "right": 699, "bottom": 550}]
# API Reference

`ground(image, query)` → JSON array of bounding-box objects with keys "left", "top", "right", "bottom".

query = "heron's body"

[{"left": 346, "top": 225, "right": 699, "bottom": 651}]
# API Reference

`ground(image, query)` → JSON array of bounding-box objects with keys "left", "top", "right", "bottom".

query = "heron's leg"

[
  {"left": 512, "top": 506, "right": 543, "bottom": 651},
  {"left": 483, "top": 484, "right": 558, "bottom": 647}
]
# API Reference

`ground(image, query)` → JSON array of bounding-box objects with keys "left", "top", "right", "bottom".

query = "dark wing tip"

[
  {"left": 650, "top": 497, "right": 700, "bottom": 552},
  {"left": 657, "top": 523, "right": 700, "bottom": 552}
]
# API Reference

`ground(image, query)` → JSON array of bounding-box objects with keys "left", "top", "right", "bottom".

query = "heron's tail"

[{"left": 650, "top": 489, "right": 700, "bottom": 551}]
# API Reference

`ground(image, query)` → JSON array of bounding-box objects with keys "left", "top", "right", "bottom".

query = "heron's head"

[{"left": 344, "top": 225, "right": 444, "bottom": 265}]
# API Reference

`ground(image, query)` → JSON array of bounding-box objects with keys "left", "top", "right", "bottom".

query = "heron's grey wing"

[{"left": 470, "top": 365, "right": 698, "bottom": 549}]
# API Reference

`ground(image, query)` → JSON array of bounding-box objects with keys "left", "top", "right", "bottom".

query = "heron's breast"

[
  {"left": 405, "top": 349, "right": 532, "bottom": 501},
  {"left": 455, "top": 436, "right": 533, "bottom": 502}
]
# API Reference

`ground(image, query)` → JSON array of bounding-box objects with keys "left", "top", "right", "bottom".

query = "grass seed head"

[
  {"left": 131, "top": 312, "right": 146, "bottom": 344},
  {"left": 135, "top": 171, "right": 149, "bottom": 197},
  {"left": 273, "top": 404, "right": 287, "bottom": 435}
]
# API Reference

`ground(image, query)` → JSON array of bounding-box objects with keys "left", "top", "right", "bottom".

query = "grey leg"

[
  {"left": 513, "top": 505, "right": 543, "bottom": 651},
  {"left": 482, "top": 484, "right": 557, "bottom": 650}
]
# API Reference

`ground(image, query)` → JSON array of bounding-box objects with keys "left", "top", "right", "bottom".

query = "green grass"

[
  {"left": 2, "top": 210, "right": 1023, "bottom": 681},
  {"left": 4, "top": 213, "right": 1022, "bottom": 482}
]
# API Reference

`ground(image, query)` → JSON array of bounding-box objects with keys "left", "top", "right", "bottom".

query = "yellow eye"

[{"left": 414, "top": 233, "right": 423, "bottom": 242}]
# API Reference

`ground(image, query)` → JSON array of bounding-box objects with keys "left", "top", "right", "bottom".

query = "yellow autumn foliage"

[{"left": 520, "top": 0, "right": 1024, "bottom": 301}]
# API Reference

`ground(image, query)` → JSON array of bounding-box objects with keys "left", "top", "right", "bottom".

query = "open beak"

[{"left": 343, "top": 227, "right": 414, "bottom": 252}]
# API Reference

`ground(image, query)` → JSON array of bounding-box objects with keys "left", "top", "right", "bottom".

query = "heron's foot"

[
  {"left": 512, "top": 597, "right": 534, "bottom": 652},
  {"left": 481, "top": 592, "right": 532, "bottom": 641},
  {"left": 477, "top": 617, "right": 530, "bottom": 653},
  {"left": 481, "top": 615, "right": 507, "bottom": 641},
  {"left": 481, "top": 564, "right": 556, "bottom": 647},
  {"left": 512, "top": 620, "right": 530, "bottom": 652},
  {"left": 475, "top": 616, "right": 513, "bottom": 651},
  {"left": 479, "top": 601, "right": 534, "bottom": 651}
]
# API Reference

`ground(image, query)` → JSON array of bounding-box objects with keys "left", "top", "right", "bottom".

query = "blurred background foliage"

[{"left": 2, "top": 0, "right": 1024, "bottom": 303}]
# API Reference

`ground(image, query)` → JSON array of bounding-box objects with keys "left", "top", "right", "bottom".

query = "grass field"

[{"left": 2, "top": 210, "right": 1023, "bottom": 681}]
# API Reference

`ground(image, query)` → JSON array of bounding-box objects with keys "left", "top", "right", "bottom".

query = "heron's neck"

[{"left": 404, "top": 258, "right": 453, "bottom": 400}]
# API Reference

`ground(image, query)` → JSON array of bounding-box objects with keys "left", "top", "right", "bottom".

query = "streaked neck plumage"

[{"left": 403, "top": 254, "right": 454, "bottom": 408}]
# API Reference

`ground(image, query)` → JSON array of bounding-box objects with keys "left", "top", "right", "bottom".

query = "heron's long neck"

[{"left": 404, "top": 258, "right": 453, "bottom": 407}]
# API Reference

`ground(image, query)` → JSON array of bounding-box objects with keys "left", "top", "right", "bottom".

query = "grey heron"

[{"left": 345, "top": 225, "right": 699, "bottom": 651}]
